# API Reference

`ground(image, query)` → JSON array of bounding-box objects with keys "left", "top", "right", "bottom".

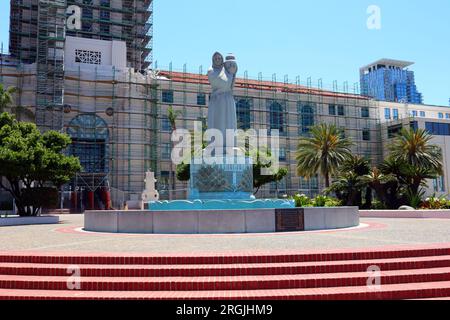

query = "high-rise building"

[
  {"left": 9, "top": 0, "right": 153, "bottom": 71},
  {"left": 360, "top": 59, "right": 423, "bottom": 104}
]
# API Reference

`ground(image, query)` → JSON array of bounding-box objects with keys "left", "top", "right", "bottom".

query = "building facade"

[
  {"left": 2, "top": 1, "right": 449, "bottom": 210},
  {"left": 360, "top": 59, "right": 423, "bottom": 104}
]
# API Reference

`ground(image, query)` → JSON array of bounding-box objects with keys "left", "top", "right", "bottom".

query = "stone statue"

[
  {"left": 141, "top": 171, "right": 159, "bottom": 209},
  {"left": 207, "top": 52, "right": 238, "bottom": 151}
]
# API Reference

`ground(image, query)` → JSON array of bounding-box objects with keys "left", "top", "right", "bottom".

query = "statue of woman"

[{"left": 207, "top": 52, "right": 238, "bottom": 152}]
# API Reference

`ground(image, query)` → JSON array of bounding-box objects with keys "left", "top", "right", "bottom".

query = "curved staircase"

[{"left": 1, "top": 247, "right": 450, "bottom": 300}]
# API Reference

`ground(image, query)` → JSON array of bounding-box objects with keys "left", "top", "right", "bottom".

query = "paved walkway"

[{"left": 1, "top": 215, "right": 450, "bottom": 254}]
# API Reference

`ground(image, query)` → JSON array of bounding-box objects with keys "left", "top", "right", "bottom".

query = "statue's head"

[{"left": 212, "top": 52, "right": 224, "bottom": 69}]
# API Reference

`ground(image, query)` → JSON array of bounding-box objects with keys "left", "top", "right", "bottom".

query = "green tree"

[
  {"left": 325, "top": 155, "right": 371, "bottom": 207},
  {"left": 0, "top": 112, "right": 81, "bottom": 216},
  {"left": 0, "top": 84, "right": 17, "bottom": 113},
  {"left": 251, "top": 150, "right": 288, "bottom": 197},
  {"left": 296, "top": 123, "right": 353, "bottom": 188},
  {"left": 388, "top": 127, "right": 443, "bottom": 197}
]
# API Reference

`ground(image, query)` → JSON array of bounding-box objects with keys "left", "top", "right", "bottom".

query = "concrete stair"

[{"left": 1, "top": 247, "right": 450, "bottom": 300}]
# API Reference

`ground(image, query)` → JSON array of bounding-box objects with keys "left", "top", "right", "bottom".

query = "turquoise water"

[{"left": 148, "top": 199, "right": 295, "bottom": 211}]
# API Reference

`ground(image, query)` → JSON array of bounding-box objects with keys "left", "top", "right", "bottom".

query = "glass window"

[
  {"left": 162, "top": 90, "right": 174, "bottom": 103},
  {"left": 99, "top": 23, "right": 110, "bottom": 34},
  {"left": 197, "top": 93, "right": 206, "bottom": 106},
  {"left": 411, "top": 110, "right": 418, "bottom": 117},
  {"left": 268, "top": 100, "right": 285, "bottom": 134},
  {"left": 161, "top": 143, "right": 171, "bottom": 160},
  {"left": 425, "top": 122, "right": 450, "bottom": 136},
  {"left": 362, "top": 129, "right": 371, "bottom": 141},
  {"left": 329, "top": 104, "right": 336, "bottom": 116},
  {"left": 420, "top": 111, "right": 426, "bottom": 117},
  {"left": 100, "top": 10, "right": 110, "bottom": 20},
  {"left": 439, "top": 113, "right": 444, "bottom": 119},
  {"left": 388, "top": 124, "right": 403, "bottom": 139},
  {"left": 236, "top": 98, "right": 252, "bottom": 130},
  {"left": 393, "top": 109, "right": 399, "bottom": 120},
  {"left": 299, "top": 103, "right": 314, "bottom": 134},
  {"left": 384, "top": 108, "right": 391, "bottom": 120},
  {"left": 361, "top": 107, "right": 369, "bottom": 118},
  {"left": 337, "top": 105, "right": 345, "bottom": 116},
  {"left": 279, "top": 148, "right": 286, "bottom": 161},
  {"left": 446, "top": 113, "right": 450, "bottom": 119},
  {"left": 161, "top": 116, "right": 171, "bottom": 132}
]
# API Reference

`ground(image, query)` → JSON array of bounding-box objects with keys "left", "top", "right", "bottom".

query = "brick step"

[
  {"left": 1, "top": 255, "right": 450, "bottom": 277},
  {"left": 1, "top": 280, "right": 450, "bottom": 300},
  {"left": 2, "top": 247, "right": 450, "bottom": 265},
  {"left": 1, "top": 267, "right": 449, "bottom": 291}
]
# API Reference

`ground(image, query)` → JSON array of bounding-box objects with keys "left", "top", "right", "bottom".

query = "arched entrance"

[{"left": 67, "top": 114, "right": 110, "bottom": 211}]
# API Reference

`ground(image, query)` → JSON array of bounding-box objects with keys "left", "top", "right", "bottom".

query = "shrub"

[
  {"left": 293, "top": 194, "right": 313, "bottom": 208},
  {"left": 420, "top": 195, "right": 450, "bottom": 210},
  {"left": 371, "top": 199, "right": 386, "bottom": 210},
  {"left": 293, "top": 194, "right": 341, "bottom": 208}
]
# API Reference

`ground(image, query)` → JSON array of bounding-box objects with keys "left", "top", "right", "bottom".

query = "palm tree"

[
  {"left": 167, "top": 106, "right": 182, "bottom": 200},
  {"left": 326, "top": 155, "right": 371, "bottom": 207},
  {"left": 389, "top": 127, "right": 443, "bottom": 174},
  {"left": 0, "top": 84, "right": 17, "bottom": 113},
  {"left": 296, "top": 123, "right": 353, "bottom": 188}
]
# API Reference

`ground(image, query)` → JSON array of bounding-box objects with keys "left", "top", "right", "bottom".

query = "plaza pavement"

[{"left": 1, "top": 214, "right": 450, "bottom": 254}]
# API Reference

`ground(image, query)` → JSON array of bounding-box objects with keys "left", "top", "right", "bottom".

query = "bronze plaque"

[{"left": 275, "top": 208, "right": 305, "bottom": 232}]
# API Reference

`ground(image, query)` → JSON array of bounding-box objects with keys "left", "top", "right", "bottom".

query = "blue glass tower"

[{"left": 360, "top": 59, "right": 423, "bottom": 104}]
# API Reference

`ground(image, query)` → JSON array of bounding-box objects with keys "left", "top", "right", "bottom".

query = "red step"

[
  {"left": 1, "top": 255, "right": 450, "bottom": 277},
  {"left": 0, "top": 267, "right": 449, "bottom": 291},
  {"left": 1, "top": 247, "right": 450, "bottom": 265},
  {"left": 2, "top": 248, "right": 450, "bottom": 300},
  {"left": 0, "top": 280, "right": 450, "bottom": 300}
]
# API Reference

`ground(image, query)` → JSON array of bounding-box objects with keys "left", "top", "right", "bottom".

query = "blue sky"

[{"left": 1, "top": 0, "right": 449, "bottom": 106}]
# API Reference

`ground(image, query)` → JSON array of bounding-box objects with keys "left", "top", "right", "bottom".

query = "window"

[
  {"left": 446, "top": 113, "right": 450, "bottom": 119},
  {"left": 268, "top": 100, "right": 285, "bottom": 134},
  {"left": 384, "top": 108, "right": 391, "bottom": 120},
  {"left": 279, "top": 148, "right": 286, "bottom": 161},
  {"left": 82, "top": 7, "right": 93, "bottom": 19},
  {"left": 299, "top": 103, "right": 314, "bottom": 134},
  {"left": 197, "top": 93, "right": 206, "bottom": 106},
  {"left": 433, "top": 176, "right": 446, "bottom": 193},
  {"left": 236, "top": 98, "right": 252, "bottom": 130},
  {"left": 161, "top": 117, "right": 171, "bottom": 132},
  {"left": 439, "top": 113, "right": 444, "bottom": 119},
  {"left": 362, "top": 129, "right": 371, "bottom": 141},
  {"left": 161, "top": 143, "right": 171, "bottom": 160},
  {"left": 361, "top": 107, "right": 370, "bottom": 118},
  {"left": 99, "top": 23, "right": 110, "bottom": 34},
  {"left": 67, "top": 115, "right": 109, "bottom": 174},
  {"left": 328, "top": 104, "right": 336, "bottom": 116},
  {"left": 411, "top": 110, "right": 418, "bottom": 117},
  {"left": 100, "top": 10, "right": 110, "bottom": 20},
  {"left": 425, "top": 122, "right": 450, "bottom": 136},
  {"left": 75, "top": 49, "right": 101, "bottom": 65},
  {"left": 337, "top": 105, "right": 345, "bottom": 116},
  {"left": 393, "top": 109, "right": 399, "bottom": 120},
  {"left": 388, "top": 124, "right": 402, "bottom": 138},
  {"left": 100, "top": 0, "right": 110, "bottom": 6},
  {"left": 410, "top": 121, "right": 418, "bottom": 131},
  {"left": 162, "top": 90, "right": 174, "bottom": 103},
  {"left": 420, "top": 111, "right": 426, "bottom": 117}
]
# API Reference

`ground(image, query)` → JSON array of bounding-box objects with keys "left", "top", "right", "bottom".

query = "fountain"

[{"left": 84, "top": 53, "right": 359, "bottom": 234}]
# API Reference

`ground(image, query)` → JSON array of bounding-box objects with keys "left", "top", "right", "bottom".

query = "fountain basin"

[
  {"left": 148, "top": 199, "right": 295, "bottom": 211},
  {"left": 84, "top": 207, "right": 359, "bottom": 234}
]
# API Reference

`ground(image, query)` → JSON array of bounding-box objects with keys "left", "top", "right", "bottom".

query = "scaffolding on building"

[
  {"left": 152, "top": 64, "right": 383, "bottom": 199},
  {"left": 35, "top": 0, "right": 67, "bottom": 132}
]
